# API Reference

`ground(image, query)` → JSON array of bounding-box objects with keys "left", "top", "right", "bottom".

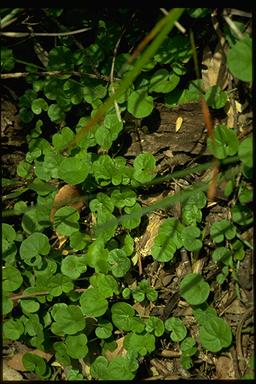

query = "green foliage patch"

[{"left": 1, "top": 7, "right": 252, "bottom": 381}]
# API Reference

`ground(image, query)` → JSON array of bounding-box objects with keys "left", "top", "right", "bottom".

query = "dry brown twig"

[{"left": 1, "top": 27, "right": 91, "bottom": 38}]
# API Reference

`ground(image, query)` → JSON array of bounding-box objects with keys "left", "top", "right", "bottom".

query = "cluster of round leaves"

[{"left": 2, "top": 7, "right": 252, "bottom": 381}]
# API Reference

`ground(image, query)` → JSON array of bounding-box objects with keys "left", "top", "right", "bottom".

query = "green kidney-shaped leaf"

[
  {"left": 95, "top": 320, "right": 113, "bottom": 339},
  {"left": 207, "top": 125, "right": 239, "bottom": 159},
  {"left": 31, "top": 98, "right": 48, "bottom": 115},
  {"left": 205, "top": 85, "right": 227, "bottom": 109},
  {"left": 165, "top": 317, "right": 187, "bottom": 342},
  {"left": 85, "top": 239, "right": 109, "bottom": 274},
  {"left": 227, "top": 36, "right": 252, "bottom": 82},
  {"left": 180, "top": 273, "right": 210, "bottom": 305},
  {"left": 20, "top": 300, "right": 40, "bottom": 314},
  {"left": 22, "top": 352, "right": 47, "bottom": 377},
  {"left": 145, "top": 316, "right": 165, "bottom": 337},
  {"left": 48, "top": 273, "right": 74, "bottom": 296},
  {"left": 111, "top": 188, "right": 137, "bottom": 209},
  {"left": 132, "top": 152, "right": 156, "bottom": 184},
  {"left": 127, "top": 90, "right": 153, "bottom": 118},
  {"left": 52, "top": 127, "right": 74, "bottom": 151},
  {"left": 108, "top": 249, "right": 131, "bottom": 277},
  {"left": 90, "top": 273, "right": 119, "bottom": 298},
  {"left": 149, "top": 69, "right": 180, "bottom": 93},
  {"left": 91, "top": 355, "right": 138, "bottom": 380},
  {"left": 65, "top": 334, "right": 88, "bottom": 359},
  {"left": 152, "top": 218, "right": 184, "bottom": 262},
  {"left": 124, "top": 332, "right": 155, "bottom": 356},
  {"left": 3, "top": 266, "right": 23, "bottom": 292},
  {"left": 3, "top": 319, "right": 24, "bottom": 340},
  {"left": 122, "top": 203, "right": 142, "bottom": 230},
  {"left": 80, "top": 288, "right": 108, "bottom": 317},
  {"left": 20, "top": 233, "right": 50, "bottom": 267},
  {"left": 199, "top": 316, "right": 232, "bottom": 352},
  {"left": 61, "top": 255, "right": 87, "bottom": 280},
  {"left": 212, "top": 247, "right": 232, "bottom": 266},
  {"left": 51, "top": 305, "right": 85, "bottom": 336},
  {"left": 58, "top": 156, "right": 90, "bottom": 185},
  {"left": 48, "top": 46, "right": 74, "bottom": 71},
  {"left": 210, "top": 219, "right": 236, "bottom": 243},
  {"left": 111, "top": 302, "right": 145, "bottom": 333},
  {"left": 47, "top": 103, "right": 66, "bottom": 123},
  {"left": 54, "top": 206, "right": 80, "bottom": 236},
  {"left": 182, "top": 225, "right": 202, "bottom": 252},
  {"left": 238, "top": 136, "right": 252, "bottom": 168}
]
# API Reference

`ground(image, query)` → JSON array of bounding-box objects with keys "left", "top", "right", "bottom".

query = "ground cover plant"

[{"left": 1, "top": 7, "right": 253, "bottom": 380}]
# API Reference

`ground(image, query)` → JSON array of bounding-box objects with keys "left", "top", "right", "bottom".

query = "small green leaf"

[
  {"left": 48, "top": 274, "right": 73, "bottom": 296},
  {"left": 127, "top": 90, "right": 154, "bottom": 118},
  {"left": 69, "top": 231, "right": 90, "bottom": 251},
  {"left": 47, "top": 103, "right": 66, "bottom": 123},
  {"left": 48, "top": 46, "right": 74, "bottom": 71},
  {"left": 145, "top": 317, "right": 164, "bottom": 337},
  {"left": 210, "top": 219, "right": 236, "bottom": 243},
  {"left": 2, "top": 224, "right": 17, "bottom": 262},
  {"left": 20, "top": 300, "right": 40, "bottom": 313},
  {"left": 108, "top": 249, "right": 130, "bottom": 278},
  {"left": 124, "top": 332, "right": 155, "bottom": 356},
  {"left": 80, "top": 288, "right": 108, "bottom": 317},
  {"left": 132, "top": 152, "right": 156, "bottom": 184},
  {"left": 111, "top": 188, "right": 137, "bottom": 209},
  {"left": 231, "top": 204, "right": 253, "bottom": 226},
  {"left": 2, "top": 294, "right": 14, "bottom": 315},
  {"left": 227, "top": 36, "right": 252, "bottom": 82},
  {"left": 61, "top": 255, "right": 87, "bottom": 279},
  {"left": 180, "top": 337, "right": 197, "bottom": 357},
  {"left": 238, "top": 136, "right": 252, "bottom": 168},
  {"left": 91, "top": 355, "right": 138, "bottom": 380},
  {"left": 205, "top": 85, "right": 227, "bottom": 109},
  {"left": 54, "top": 206, "right": 80, "bottom": 236},
  {"left": 182, "top": 225, "right": 202, "bottom": 252},
  {"left": 111, "top": 302, "right": 145, "bottom": 333},
  {"left": 122, "top": 203, "right": 142, "bottom": 230},
  {"left": 52, "top": 127, "right": 74, "bottom": 151},
  {"left": 152, "top": 218, "right": 183, "bottom": 262},
  {"left": 3, "top": 265, "right": 22, "bottom": 292},
  {"left": 3, "top": 319, "right": 24, "bottom": 340},
  {"left": 180, "top": 273, "right": 210, "bottom": 305},
  {"left": 90, "top": 273, "right": 119, "bottom": 298},
  {"left": 149, "top": 69, "right": 180, "bottom": 93},
  {"left": 31, "top": 98, "right": 48, "bottom": 115},
  {"left": 212, "top": 247, "right": 233, "bottom": 266},
  {"left": 95, "top": 320, "right": 113, "bottom": 339},
  {"left": 20, "top": 232, "right": 50, "bottom": 267},
  {"left": 65, "top": 334, "right": 88, "bottom": 359},
  {"left": 53, "top": 342, "right": 71, "bottom": 367},
  {"left": 165, "top": 317, "right": 187, "bottom": 342},
  {"left": 86, "top": 239, "right": 109, "bottom": 273},
  {"left": 51, "top": 305, "right": 85, "bottom": 336},
  {"left": 58, "top": 155, "right": 90, "bottom": 185},
  {"left": 1, "top": 47, "right": 15, "bottom": 71},
  {"left": 207, "top": 125, "right": 239, "bottom": 159},
  {"left": 199, "top": 316, "right": 232, "bottom": 352},
  {"left": 22, "top": 353, "right": 47, "bottom": 377}
]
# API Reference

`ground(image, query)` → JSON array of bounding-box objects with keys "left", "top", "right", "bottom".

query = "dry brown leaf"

[
  {"left": 7, "top": 349, "right": 52, "bottom": 372},
  {"left": 201, "top": 43, "right": 230, "bottom": 91},
  {"left": 50, "top": 184, "right": 84, "bottom": 223},
  {"left": 3, "top": 360, "right": 25, "bottom": 381},
  {"left": 225, "top": 100, "right": 242, "bottom": 128},
  {"left": 50, "top": 184, "right": 84, "bottom": 248},
  {"left": 215, "top": 356, "right": 236, "bottom": 379},
  {"left": 104, "top": 336, "right": 127, "bottom": 361}
]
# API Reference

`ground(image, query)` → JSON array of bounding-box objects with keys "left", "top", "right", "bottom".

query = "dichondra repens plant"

[{"left": 2, "top": 7, "right": 253, "bottom": 380}]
